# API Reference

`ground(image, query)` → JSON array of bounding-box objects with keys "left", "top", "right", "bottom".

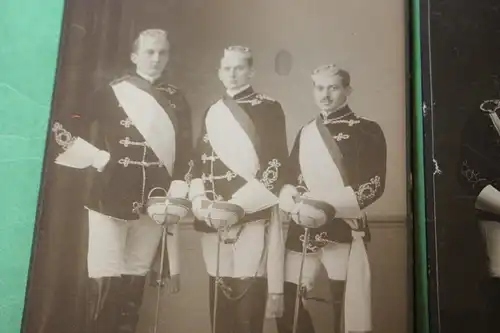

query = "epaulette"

[
  {"left": 255, "top": 93, "right": 276, "bottom": 102},
  {"left": 357, "top": 115, "right": 373, "bottom": 122},
  {"left": 162, "top": 84, "right": 178, "bottom": 95},
  {"left": 480, "top": 99, "right": 500, "bottom": 114},
  {"left": 109, "top": 74, "right": 131, "bottom": 86}
]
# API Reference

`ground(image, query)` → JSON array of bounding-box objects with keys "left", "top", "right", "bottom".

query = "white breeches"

[
  {"left": 481, "top": 220, "right": 500, "bottom": 277},
  {"left": 87, "top": 209, "right": 163, "bottom": 278},
  {"left": 200, "top": 220, "right": 267, "bottom": 278},
  {"left": 284, "top": 242, "right": 351, "bottom": 291}
]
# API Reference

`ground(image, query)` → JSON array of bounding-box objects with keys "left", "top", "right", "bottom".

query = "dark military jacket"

[
  {"left": 458, "top": 99, "right": 500, "bottom": 223},
  {"left": 284, "top": 105, "right": 387, "bottom": 253},
  {"left": 51, "top": 72, "right": 193, "bottom": 221},
  {"left": 190, "top": 86, "right": 289, "bottom": 232}
]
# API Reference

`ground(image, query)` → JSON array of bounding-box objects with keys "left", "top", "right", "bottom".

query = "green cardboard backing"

[
  {"left": 0, "top": 0, "right": 65, "bottom": 331},
  {"left": 411, "top": 0, "right": 430, "bottom": 332}
]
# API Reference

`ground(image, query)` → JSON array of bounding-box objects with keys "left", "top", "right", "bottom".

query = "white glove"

[
  {"left": 92, "top": 150, "right": 110, "bottom": 172},
  {"left": 279, "top": 184, "right": 299, "bottom": 213},
  {"left": 206, "top": 208, "right": 241, "bottom": 230},
  {"left": 192, "top": 195, "right": 210, "bottom": 221},
  {"left": 290, "top": 201, "right": 327, "bottom": 229},
  {"left": 168, "top": 180, "right": 189, "bottom": 199}
]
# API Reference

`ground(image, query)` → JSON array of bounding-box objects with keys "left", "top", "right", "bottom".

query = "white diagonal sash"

[
  {"left": 111, "top": 80, "right": 175, "bottom": 176},
  {"left": 298, "top": 120, "right": 361, "bottom": 218},
  {"left": 205, "top": 100, "right": 277, "bottom": 213},
  {"left": 206, "top": 99, "right": 259, "bottom": 181},
  {"left": 298, "top": 119, "right": 371, "bottom": 333}
]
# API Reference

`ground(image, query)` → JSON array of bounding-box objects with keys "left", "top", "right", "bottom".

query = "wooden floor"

[{"left": 137, "top": 219, "right": 409, "bottom": 333}]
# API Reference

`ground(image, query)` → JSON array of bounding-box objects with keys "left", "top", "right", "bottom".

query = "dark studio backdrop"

[
  {"left": 422, "top": 0, "right": 500, "bottom": 332},
  {"left": 22, "top": 1, "right": 409, "bottom": 333}
]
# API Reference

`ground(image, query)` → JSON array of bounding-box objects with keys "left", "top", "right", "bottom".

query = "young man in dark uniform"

[
  {"left": 187, "top": 46, "right": 289, "bottom": 333},
  {"left": 50, "top": 29, "right": 193, "bottom": 333},
  {"left": 276, "top": 64, "right": 387, "bottom": 333},
  {"left": 458, "top": 99, "right": 500, "bottom": 332}
]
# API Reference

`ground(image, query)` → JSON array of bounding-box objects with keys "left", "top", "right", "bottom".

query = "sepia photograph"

[
  {"left": 419, "top": 0, "right": 500, "bottom": 332},
  {"left": 21, "top": 1, "right": 410, "bottom": 333}
]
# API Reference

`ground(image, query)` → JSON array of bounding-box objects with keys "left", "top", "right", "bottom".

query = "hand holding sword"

[
  {"left": 287, "top": 193, "right": 335, "bottom": 333},
  {"left": 145, "top": 185, "right": 192, "bottom": 333},
  {"left": 192, "top": 196, "right": 245, "bottom": 333}
]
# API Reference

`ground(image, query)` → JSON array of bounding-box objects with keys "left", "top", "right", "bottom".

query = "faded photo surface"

[{"left": 22, "top": 1, "right": 409, "bottom": 333}]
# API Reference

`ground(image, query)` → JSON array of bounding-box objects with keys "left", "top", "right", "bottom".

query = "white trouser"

[
  {"left": 200, "top": 220, "right": 267, "bottom": 278},
  {"left": 481, "top": 220, "right": 500, "bottom": 277},
  {"left": 284, "top": 242, "right": 351, "bottom": 291},
  {"left": 87, "top": 209, "right": 163, "bottom": 278}
]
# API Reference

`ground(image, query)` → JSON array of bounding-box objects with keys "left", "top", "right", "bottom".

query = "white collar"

[
  {"left": 321, "top": 100, "right": 348, "bottom": 117},
  {"left": 227, "top": 84, "right": 251, "bottom": 97},
  {"left": 136, "top": 70, "right": 159, "bottom": 84}
]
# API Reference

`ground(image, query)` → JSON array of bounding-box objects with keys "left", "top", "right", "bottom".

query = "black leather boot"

[
  {"left": 486, "top": 277, "right": 500, "bottom": 333},
  {"left": 86, "top": 276, "right": 122, "bottom": 333},
  {"left": 275, "top": 281, "right": 315, "bottom": 333},
  {"left": 116, "top": 275, "right": 147, "bottom": 333},
  {"left": 232, "top": 277, "right": 267, "bottom": 333}
]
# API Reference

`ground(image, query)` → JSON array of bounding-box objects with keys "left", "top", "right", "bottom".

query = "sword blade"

[
  {"left": 293, "top": 227, "right": 310, "bottom": 333},
  {"left": 153, "top": 226, "right": 168, "bottom": 333}
]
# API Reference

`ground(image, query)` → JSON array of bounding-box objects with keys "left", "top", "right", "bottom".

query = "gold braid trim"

[
  {"left": 184, "top": 160, "right": 194, "bottom": 184},
  {"left": 461, "top": 160, "right": 487, "bottom": 187},
  {"left": 261, "top": 159, "right": 281, "bottom": 190},
  {"left": 355, "top": 176, "right": 381, "bottom": 206},
  {"left": 52, "top": 122, "right": 75, "bottom": 150}
]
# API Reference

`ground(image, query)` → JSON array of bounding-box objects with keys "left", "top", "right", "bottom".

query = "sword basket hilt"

[{"left": 147, "top": 187, "right": 191, "bottom": 225}]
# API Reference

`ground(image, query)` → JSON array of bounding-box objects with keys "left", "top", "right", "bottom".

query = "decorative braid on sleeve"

[
  {"left": 354, "top": 176, "right": 382, "bottom": 206},
  {"left": 260, "top": 159, "right": 281, "bottom": 190},
  {"left": 52, "top": 122, "right": 76, "bottom": 150}
]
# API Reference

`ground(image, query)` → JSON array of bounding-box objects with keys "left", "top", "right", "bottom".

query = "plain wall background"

[
  {"left": 22, "top": 1, "right": 410, "bottom": 333},
  {"left": 118, "top": 1, "right": 410, "bottom": 332},
  {"left": 118, "top": 0, "right": 408, "bottom": 219}
]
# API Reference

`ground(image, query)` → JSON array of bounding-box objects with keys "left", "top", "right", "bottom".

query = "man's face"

[
  {"left": 312, "top": 74, "right": 351, "bottom": 112},
  {"left": 218, "top": 54, "right": 254, "bottom": 91},
  {"left": 131, "top": 35, "right": 170, "bottom": 79}
]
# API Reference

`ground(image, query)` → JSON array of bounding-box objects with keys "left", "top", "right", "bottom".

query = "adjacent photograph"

[{"left": 21, "top": 1, "right": 411, "bottom": 333}]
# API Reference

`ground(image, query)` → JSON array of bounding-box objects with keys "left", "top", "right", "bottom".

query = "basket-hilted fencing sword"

[
  {"left": 208, "top": 209, "right": 229, "bottom": 333},
  {"left": 151, "top": 213, "right": 179, "bottom": 333}
]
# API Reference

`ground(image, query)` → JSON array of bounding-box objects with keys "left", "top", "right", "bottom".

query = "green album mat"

[{"left": 0, "top": 0, "right": 64, "bottom": 331}]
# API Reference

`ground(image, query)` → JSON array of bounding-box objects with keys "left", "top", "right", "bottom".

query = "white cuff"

[
  {"left": 229, "top": 179, "right": 278, "bottom": 214},
  {"left": 476, "top": 185, "right": 500, "bottom": 215},
  {"left": 278, "top": 184, "right": 299, "bottom": 213},
  {"left": 54, "top": 137, "right": 105, "bottom": 169},
  {"left": 92, "top": 150, "right": 110, "bottom": 172},
  {"left": 168, "top": 180, "right": 189, "bottom": 199},
  {"left": 189, "top": 178, "right": 205, "bottom": 201},
  {"left": 324, "top": 186, "right": 362, "bottom": 219}
]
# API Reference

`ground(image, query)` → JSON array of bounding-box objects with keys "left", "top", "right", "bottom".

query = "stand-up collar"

[
  {"left": 226, "top": 85, "right": 255, "bottom": 101},
  {"left": 320, "top": 104, "right": 353, "bottom": 122}
]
